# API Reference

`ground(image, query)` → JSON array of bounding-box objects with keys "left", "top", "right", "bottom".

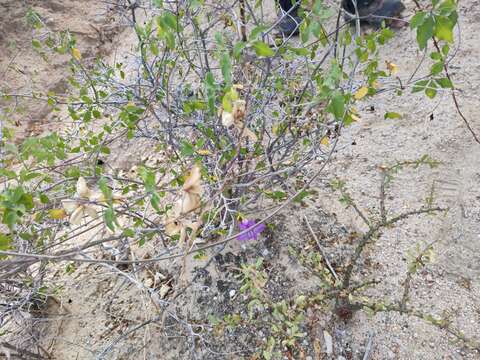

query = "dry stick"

[
  {"left": 379, "top": 169, "right": 387, "bottom": 224},
  {"left": 0, "top": 341, "right": 46, "bottom": 359},
  {"left": 304, "top": 215, "right": 339, "bottom": 282},
  {"left": 333, "top": 7, "right": 343, "bottom": 59},
  {"left": 239, "top": 0, "right": 247, "bottom": 42},
  {"left": 95, "top": 316, "right": 163, "bottom": 360},
  {"left": 341, "top": 206, "right": 445, "bottom": 290},
  {"left": 359, "top": 302, "right": 480, "bottom": 351},
  {"left": 362, "top": 331, "right": 374, "bottom": 360},
  {"left": 434, "top": 38, "right": 480, "bottom": 144}
]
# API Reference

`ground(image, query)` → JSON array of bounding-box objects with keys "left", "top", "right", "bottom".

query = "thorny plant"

[
  {"left": 229, "top": 157, "right": 478, "bottom": 358},
  {"left": 329, "top": 158, "right": 480, "bottom": 353},
  {"left": 0, "top": 0, "right": 474, "bottom": 357}
]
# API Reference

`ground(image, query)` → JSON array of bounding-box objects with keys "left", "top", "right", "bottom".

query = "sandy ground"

[
  {"left": 317, "top": 0, "right": 480, "bottom": 357},
  {"left": 1, "top": 0, "right": 479, "bottom": 359},
  {"left": 0, "top": 0, "right": 121, "bottom": 140}
]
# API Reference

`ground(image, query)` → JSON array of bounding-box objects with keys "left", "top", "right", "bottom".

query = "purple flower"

[{"left": 236, "top": 219, "right": 266, "bottom": 241}]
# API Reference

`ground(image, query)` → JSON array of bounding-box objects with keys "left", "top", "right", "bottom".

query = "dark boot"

[
  {"left": 277, "top": 0, "right": 302, "bottom": 36},
  {"left": 342, "top": 0, "right": 406, "bottom": 28}
]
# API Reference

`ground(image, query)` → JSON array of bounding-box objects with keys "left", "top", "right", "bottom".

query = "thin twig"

[
  {"left": 362, "top": 331, "right": 374, "bottom": 360},
  {"left": 304, "top": 215, "right": 339, "bottom": 282}
]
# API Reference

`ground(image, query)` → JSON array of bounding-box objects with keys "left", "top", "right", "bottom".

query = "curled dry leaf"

[
  {"left": 61, "top": 199, "right": 78, "bottom": 214},
  {"left": 155, "top": 272, "right": 167, "bottom": 282},
  {"left": 221, "top": 110, "right": 235, "bottom": 127},
  {"left": 159, "top": 283, "right": 171, "bottom": 299},
  {"left": 179, "top": 193, "right": 200, "bottom": 214},
  {"left": 183, "top": 165, "right": 202, "bottom": 195},
  {"left": 62, "top": 177, "right": 116, "bottom": 225},
  {"left": 69, "top": 206, "right": 86, "bottom": 225},
  {"left": 165, "top": 220, "right": 182, "bottom": 236},
  {"left": 76, "top": 177, "right": 91, "bottom": 199},
  {"left": 320, "top": 137, "right": 329, "bottom": 146},
  {"left": 49, "top": 208, "right": 67, "bottom": 220},
  {"left": 232, "top": 99, "right": 246, "bottom": 123},
  {"left": 386, "top": 60, "right": 398, "bottom": 75},
  {"left": 221, "top": 99, "right": 257, "bottom": 142},
  {"left": 67, "top": 203, "right": 99, "bottom": 225},
  {"left": 179, "top": 165, "right": 203, "bottom": 214},
  {"left": 165, "top": 166, "right": 204, "bottom": 246},
  {"left": 354, "top": 86, "right": 368, "bottom": 100},
  {"left": 165, "top": 217, "right": 203, "bottom": 248},
  {"left": 144, "top": 277, "right": 154, "bottom": 288},
  {"left": 71, "top": 47, "right": 82, "bottom": 61}
]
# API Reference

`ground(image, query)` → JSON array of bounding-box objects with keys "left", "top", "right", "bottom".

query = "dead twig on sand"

[{"left": 304, "top": 215, "right": 339, "bottom": 283}]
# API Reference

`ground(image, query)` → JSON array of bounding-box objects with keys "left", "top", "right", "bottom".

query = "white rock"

[{"left": 323, "top": 330, "right": 333, "bottom": 354}]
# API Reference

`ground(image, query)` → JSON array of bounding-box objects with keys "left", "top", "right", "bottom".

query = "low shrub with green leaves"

[{"left": 0, "top": 0, "right": 471, "bottom": 356}]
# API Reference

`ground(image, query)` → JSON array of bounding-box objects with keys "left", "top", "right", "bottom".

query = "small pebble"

[{"left": 323, "top": 330, "right": 333, "bottom": 355}]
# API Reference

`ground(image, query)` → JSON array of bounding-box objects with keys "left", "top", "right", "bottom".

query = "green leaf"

[
  {"left": 300, "top": 21, "right": 310, "bottom": 43},
  {"left": 430, "top": 61, "right": 444, "bottom": 75},
  {"left": 293, "top": 190, "right": 310, "bottom": 203},
  {"left": 151, "top": 192, "right": 161, "bottom": 212},
  {"left": 233, "top": 41, "right": 247, "bottom": 59},
  {"left": 434, "top": 16, "right": 454, "bottom": 43},
  {"left": 3, "top": 211, "right": 17, "bottom": 231},
  {"left": 441, "top": 44, "right": 450, "bottom": 56},
  {"left": 252, "top": 41, "right": 275, "bottom": 57},
  {"left": 222, "top": 93, "right": 233, "bottom": 113},
  {"left": 436, "top": 77, "right": 453, "bottom": 88},
  {"left": 180, "top": 141, "right": 195, "bottom": 156},
  {"left": 163, "top": 12, "right": 177, "bottom": 30},
  {"left": 288, "top": 46, "right": 309, "bottom": 56},
  {"left": 123, "top": 228, "right": 135, "bottom": 237},
  {"left": 31, "top": 39, "right": 42, "bottom": 49},
  {"left": 39, "top": 194, "right": 49, "bottom": 204},
  {"left": 249, "top": 25, "right": 269, "bottom": 40},
  {"left": 410, "top": 11, "right": 426, "bottom": 29},
  {"left": 416, "top": 16, "right": 434, "bottom": 50},
  {"left": 384, "top": 112, "right": 402, "bottom": 119},
  {"left": 327, "top": 94, "right": 345, "bottom": 120},
  {"left": 103, "top": 207, "right": 116, "bottom": 232},
  {"left": 165, "top": 31, "right": 175, "bottom": 49},
  {"left": 430, "top": 52, "right": 442, "bottom": 61},
  {"left": 425, "top": 87, "right": 437, "bottom": 99},
  {"left": 139, "top": 167, "right": 156, "bottom": 193},
  {"left": 309, "top": 21, "right": 321, "bottom": 38},
  {"left": 0, "top": 233, "right": 12, "bottom": 251},
  {"left": 0, "top": 169, "right": 17, "bottom": 179},
  {"left": 92, "top": 109, "right": 102, "bottom": 119},
  {"left": 412, "top": 79, "right": 429, "bottom": 93},
  {"left": 220, "top": 53, "right": 232, "bottom": 86},
  {"left": 98, "top": 177, "right": 112, "bottom": 203},
  {"left": 204, "top": 71, "right": 217, "bottom": 114}
]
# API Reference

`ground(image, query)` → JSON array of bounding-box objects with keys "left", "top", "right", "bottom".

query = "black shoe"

[
  {"left": 342, "top": 0, "right": 405, "bottom": 28},
  {"left": 370, "top": 0, "right": 406, "bottom": 28},
  {"left": 277, "top": 15, "right": 302, "bottom": 36}
]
